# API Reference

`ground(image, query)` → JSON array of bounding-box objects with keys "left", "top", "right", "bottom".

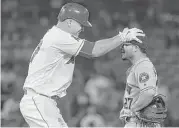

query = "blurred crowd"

[{"left": 1, "top": 0, "right": 179, "bottom": 127}]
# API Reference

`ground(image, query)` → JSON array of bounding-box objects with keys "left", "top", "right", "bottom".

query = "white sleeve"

[{"left": 51, "top": 38, "right": 84, "bottom": 56}]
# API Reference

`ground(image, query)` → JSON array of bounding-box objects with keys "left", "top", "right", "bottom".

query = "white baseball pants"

[{"left": 20, "top": 89, "right": 68, "bottom": 127}]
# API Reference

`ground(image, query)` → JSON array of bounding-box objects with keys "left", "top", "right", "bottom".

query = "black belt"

[{"left": 24, "top": 89, "right": 60, "bottom": 100}]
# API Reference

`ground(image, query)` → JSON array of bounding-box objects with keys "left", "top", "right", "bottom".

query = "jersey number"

[
  {"left": 124, "top": 98, "right": 133, "bottom": 109},
  {"left": 30, "top": 40, "right": 43, "bottom": 63}
]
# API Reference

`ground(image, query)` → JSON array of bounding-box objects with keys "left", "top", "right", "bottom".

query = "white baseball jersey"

[
  {"left": 23, "top": 26, "right": 92, "bottom": 97},
  {"left": 20, "top": 26, "right": 96, "bottom": 127},
  {"left": 120, "top": 58, "right": 158, "bottom": 117}
]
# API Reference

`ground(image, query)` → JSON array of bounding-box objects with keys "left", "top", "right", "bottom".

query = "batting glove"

[
  {"left": 119, "top": 108, "right": 135, "bottom": 121},
  {"left": 119, "top": 27, "right": 145, "bottom": 43}
]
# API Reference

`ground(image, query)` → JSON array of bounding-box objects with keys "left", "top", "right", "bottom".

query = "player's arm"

[
  {"left": 131, "top": 66, "right": 157, "bottom": 112},
  {"left": 79, "top": 35, "right": 123, "bottom": 58},
  {"left": 79, "top": 28, "right": 145, "bottom": 58}
]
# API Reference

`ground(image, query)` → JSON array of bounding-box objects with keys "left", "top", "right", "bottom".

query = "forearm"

[
  {"left": 80, "top": 28, "right": 144, "bottom": 58},
  {"left": 92, "top": 34, "right": 124, "bottom": 57},
  {"left": 131, "top": 89, "right": 155, "bottom": 112}
]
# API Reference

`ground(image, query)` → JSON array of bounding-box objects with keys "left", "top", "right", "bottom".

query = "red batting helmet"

[{"left": 58, "top": 3, "right": 92, "bottom": 27}]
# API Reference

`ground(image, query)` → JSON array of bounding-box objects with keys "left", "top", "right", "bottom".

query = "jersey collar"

[
  {"left": 133, "top": 57, "right": 150, "bottom": 67},
  {"left": 127, "top": 57, "right": 150, "bottom": 73},
  {"left": 53, "top": 26, "right": 80, "bottom": 41},
  {"left": 52, "top": 25, "right": 70, "bottom": 36}
]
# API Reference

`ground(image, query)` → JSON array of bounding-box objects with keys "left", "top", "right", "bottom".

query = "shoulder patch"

[{"left": 139, "top": 72, "right": 149, "bottom": 83}]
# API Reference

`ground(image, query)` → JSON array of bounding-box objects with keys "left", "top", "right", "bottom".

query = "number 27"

[{"left": 124, "top": 98, "right": 133, "bottom": 109}]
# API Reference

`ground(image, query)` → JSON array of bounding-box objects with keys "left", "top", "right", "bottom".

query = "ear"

[
  {"left": 133, "top": 45, "right": 139, "bottom": 52},
  {"left": 67, "top": 19, "right": 72, "bottom": 27}
]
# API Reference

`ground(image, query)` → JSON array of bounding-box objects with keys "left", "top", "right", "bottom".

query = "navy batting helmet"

[
  {"left": 121, "top": 36, "right": 147, "bottom": 53},
  {"left": 58, "top": 3, "right": 92, "bottom": 27},
  {"left": 129, "top": 36, "right": 148, "bottom": 53}
]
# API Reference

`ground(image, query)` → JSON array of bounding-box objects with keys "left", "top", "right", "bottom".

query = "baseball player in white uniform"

[
  {"left": 19, "top": 2, "right": 145, "bottom": 127},
  {"left": 119, "top": 37, "right": 162, "bottom": 127}
]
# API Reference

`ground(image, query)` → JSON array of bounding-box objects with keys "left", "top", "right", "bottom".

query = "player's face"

[
  {"left": 120, "top": 43, "right": 134, "bottom": 60},
  {"left": 70, "top": 20, "right": 84, "bottom": 36}
]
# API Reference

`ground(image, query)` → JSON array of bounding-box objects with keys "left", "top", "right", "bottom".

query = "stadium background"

[{"left": 1, "top": 0, "right": 179, "bottom": 127}]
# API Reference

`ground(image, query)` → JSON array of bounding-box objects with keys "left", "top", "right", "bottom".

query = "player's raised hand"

[{"left": 119, "top": 27, "right": 145, "bottom": 43}]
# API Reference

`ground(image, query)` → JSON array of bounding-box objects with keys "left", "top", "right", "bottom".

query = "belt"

[{"left": 24, "top": 88, "right": 60, "bottom": 100}]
